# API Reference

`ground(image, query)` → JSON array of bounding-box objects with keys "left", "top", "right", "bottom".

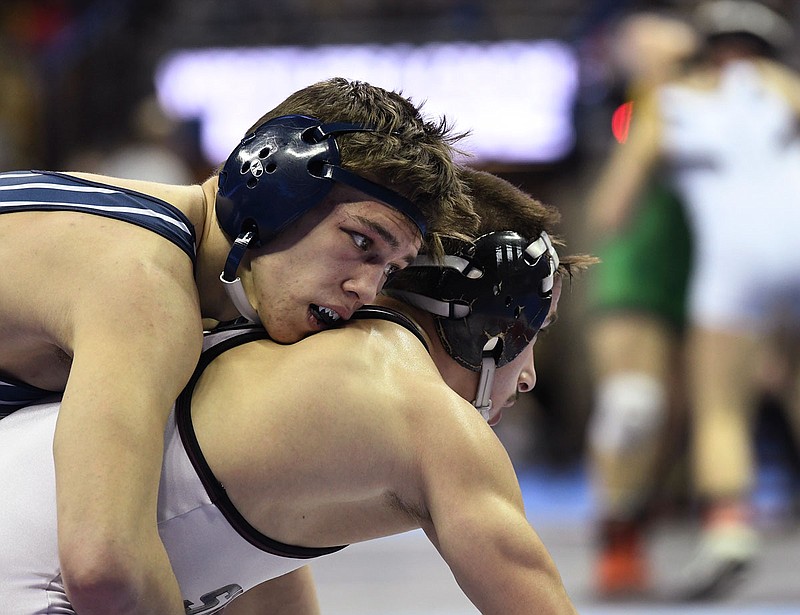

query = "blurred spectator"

[
  {"left": 67, "top": 94, "right": 196, "bottom": 183},
  {"left": 583, "top": 9, "right": 698, "bottom": 599},
  {"left": 587, "top": 0, "right": 800, "bottom": 601},
  {"left": 0, "top": 35, "right": 44, "bottom": 169}
]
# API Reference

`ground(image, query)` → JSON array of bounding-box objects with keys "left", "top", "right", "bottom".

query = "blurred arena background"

[{"left": 3, "top": 1, "right": 800, "bottom": 611}]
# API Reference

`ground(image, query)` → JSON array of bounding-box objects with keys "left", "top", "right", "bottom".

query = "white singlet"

[{"left": 659, "top": 60, "right": 800, "bottom": 331}]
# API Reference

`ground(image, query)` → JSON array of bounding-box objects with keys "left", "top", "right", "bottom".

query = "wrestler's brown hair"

[{"left": 245, "top": 78, "right": 479, "bottom": 257}]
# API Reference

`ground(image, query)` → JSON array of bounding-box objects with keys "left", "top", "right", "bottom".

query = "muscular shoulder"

[
  {"left": 204, "top": 317, "right": 451, "bottom": 434},
  {"left": 65, "top": 172, "right": 205, "bottom": 224},
  {"left": 314, "top": 322, "right": 503, "bottom": 464},
  {"left": 286, "top": 317, "right": 436, "bottom": 383}
]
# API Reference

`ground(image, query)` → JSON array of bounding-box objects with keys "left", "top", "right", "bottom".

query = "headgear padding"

[{"left": 384, "top": 230, "right": 559, "bottom": 370}]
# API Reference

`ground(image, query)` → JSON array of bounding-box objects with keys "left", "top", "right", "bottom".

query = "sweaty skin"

[{"left": 188, "top": 288, "right": 574, "bottom": 615}]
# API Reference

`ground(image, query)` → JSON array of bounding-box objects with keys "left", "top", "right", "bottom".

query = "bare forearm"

[
  {"left": 52, "top": 323, "right": 205, "bottom": 612},
  {"left": 56, "top": 426, "right": 183, "bottom": 614},
  {"left": 436, "top": 511, "right": 577, "bottom": 614},
  {"left": 66, "top": 551, "right": 185, "bottom": 615},
  {"left": 460, "top": 550, "right": 577, "bottom": 614},
  {"left": 54, "top": 392, "right": 184, "bottom": 614},
  {"left": 495, "top": 566, "right": 578, "bottom": 615}
]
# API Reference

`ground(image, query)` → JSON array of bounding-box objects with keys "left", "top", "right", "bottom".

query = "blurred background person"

[
  {"left": 66, "top": 93, "right": 196, "bottom": 184},
  {"left": 583, "top": 9, "right": 698, "bottom": 599},
  {"left": 587, "top": 0, "right": 800, "bottom": 601},
  {"left": 0, "top": 24, "right": 43, "bottom": 170}
]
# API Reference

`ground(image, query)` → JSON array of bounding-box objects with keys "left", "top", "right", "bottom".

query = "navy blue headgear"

[
  {"left": 216, "top": 114, "right": 427, "bottom": 246},
  {"left": 383, "top": 230, "right": 559, "bottom": 371},
  {"left": 216, "top": 114, "right": 428, "bottom": 323}
]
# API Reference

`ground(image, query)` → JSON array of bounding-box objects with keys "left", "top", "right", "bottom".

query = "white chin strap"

[
  {"left": 473, "top": 337, "right": 500, "bottom": 421},
  {"left": 220, "top": 230, "right": 261, "bottom": 324},
  {"left": 220, "top": 273, "right": 261, "bottom": 324}
]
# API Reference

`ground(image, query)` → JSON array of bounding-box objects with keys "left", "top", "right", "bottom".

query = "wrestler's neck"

[
  {"left": 374, "top": 295, "right": 479, "bottom": 402},
  {"left": 193, "top": 175, "right": 248, "bottom": 322}
]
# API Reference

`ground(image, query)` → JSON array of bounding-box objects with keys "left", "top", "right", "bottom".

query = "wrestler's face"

[
  {"left": 483, "top": 277, "right": 562, "bottom": 427},
  {"left": 249, "top": 184, "right": 422, "bottom": 343}
]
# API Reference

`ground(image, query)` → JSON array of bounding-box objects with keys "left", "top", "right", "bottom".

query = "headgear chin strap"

[
  {"left": 216, "top": 114, "right": 428, "bottom": 322},
  {"left": 473, "top": 337, "right": 501, "bottom": 419},
  {"left": 219, "top": 230, "right": 261, "bottom": 323},
  {"left": 384, "top": 230, "right": 560, "bottom": 420}
]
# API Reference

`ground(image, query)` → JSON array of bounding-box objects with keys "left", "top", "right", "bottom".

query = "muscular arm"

[
  {"left": 54, "top": 266, "right": 202, "bottom": 615},
  {"left": 222, "top": 568, "right": 320, "bottom": 615},
  {"left": 419, "top": 411, "right": 577, "bottom": 614}
]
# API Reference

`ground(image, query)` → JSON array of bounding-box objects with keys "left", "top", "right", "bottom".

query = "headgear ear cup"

[{"left": 217, "top": 115, "right": 347, "bottom": 247}]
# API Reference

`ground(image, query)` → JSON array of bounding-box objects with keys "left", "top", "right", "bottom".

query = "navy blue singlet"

[{"left": 0, "top": 170, "right": 198, "bottom": 415}]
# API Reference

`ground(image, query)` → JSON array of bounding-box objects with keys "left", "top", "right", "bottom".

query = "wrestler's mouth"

[{"left": 310, "top": 304, "right": 342, "bottom": 327}]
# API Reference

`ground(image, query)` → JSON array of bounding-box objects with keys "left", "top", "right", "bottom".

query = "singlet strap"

[
  {"left": 176, "top": 326, "right": 347, "bottom": 559},
  {"left": 0, "top": 373, "right": 61, "bottom": 418},
  {"left": 0, "top": 170, "right": 197, "bottom": 262},
  {"left": 351, "top": 305, "right": 429, "bottom": 351}
]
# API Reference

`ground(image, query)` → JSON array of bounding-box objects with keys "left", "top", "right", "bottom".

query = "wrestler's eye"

[{"left": 351, "top": 232, "right": 370, "bottom": 251}]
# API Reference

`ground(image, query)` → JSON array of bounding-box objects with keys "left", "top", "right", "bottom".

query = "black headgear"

[
  {"left": 216, "top": 114, "right": 428, "bottom": 323},
  {"left": 383, "top": 230, "right": 559, "bottom": 371}
]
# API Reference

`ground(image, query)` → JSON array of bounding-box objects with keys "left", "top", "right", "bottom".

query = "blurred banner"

[{"left": 155, "top": 40, "right": 578, "bottom": 165}]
